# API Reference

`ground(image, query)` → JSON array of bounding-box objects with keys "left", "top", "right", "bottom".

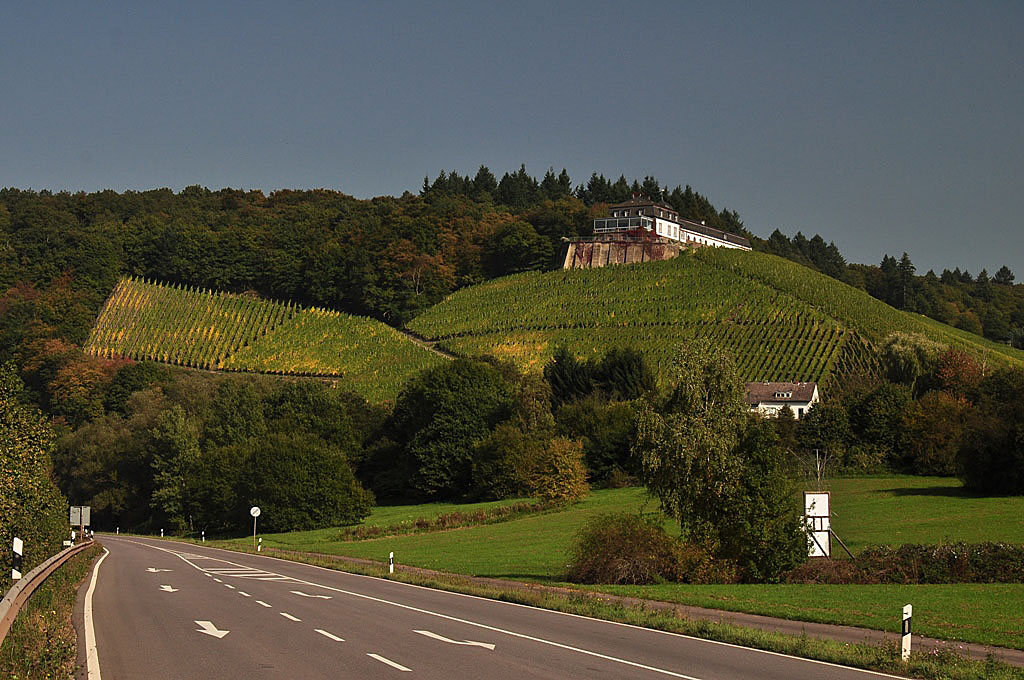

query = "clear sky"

[{"left": 2, "top": 1, "right": 1021, "bottom": 275}]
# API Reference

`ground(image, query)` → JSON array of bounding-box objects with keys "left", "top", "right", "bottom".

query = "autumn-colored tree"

[{"left": 934, "top": 348, "right": 983, "bottom": 399}]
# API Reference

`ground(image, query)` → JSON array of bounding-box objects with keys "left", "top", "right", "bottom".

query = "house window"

[{"left": 797, "top": 408, "right": 805, "bottom": 418}]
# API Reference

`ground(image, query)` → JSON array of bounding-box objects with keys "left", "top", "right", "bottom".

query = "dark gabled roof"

[{"left": 744, "top": 381, "right": 818, "bottom": 405}]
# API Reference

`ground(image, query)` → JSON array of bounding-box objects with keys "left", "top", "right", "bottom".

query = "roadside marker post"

[
  {"left": 258, "top": 537, "right": 262, "bottom": 552},
  {"left": 116, "top": 527, "right": 119, "bottom": 535},
  {"left": 202, "top": 530, "right": 205, "bottom": 543},
  {"left": 901, "top": 604, "right": 913, "bottom": 661},
  {"left": 160, "top": 528, "right": 164, "bottom": 538},
  {"left": 389, "top": 551, "right": 394, "bottom": 575},
  {"left": 12, "top": 537, "right": 23, "bottom": 580}
]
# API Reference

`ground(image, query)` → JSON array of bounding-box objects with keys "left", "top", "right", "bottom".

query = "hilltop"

[{"left": 408, "top": 248, "right": 1024, "bottom": 390}]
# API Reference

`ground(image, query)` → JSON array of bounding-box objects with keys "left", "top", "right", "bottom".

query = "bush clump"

[
  {"left": 566, "top": 512, "right": 734, "bottom": 585},
  {"left": 784, "top": 542, "right": 1024, "bottom": 584}
]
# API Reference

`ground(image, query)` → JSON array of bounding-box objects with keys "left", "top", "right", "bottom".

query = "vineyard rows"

[
  {"left": 412, "top": 250, "right": 1021, "bottom": 387},
  {"left": 695, "top": 248, "right": 1024, "bottom": 366},
  {"left": 86, "top": 278, "right": 443, "bottom": 402}
]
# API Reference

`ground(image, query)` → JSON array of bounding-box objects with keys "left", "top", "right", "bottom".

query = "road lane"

[{"left": 85, "top": 536, "right": 908, "bottom": 680}]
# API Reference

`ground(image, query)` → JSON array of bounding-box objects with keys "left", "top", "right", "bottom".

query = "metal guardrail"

[{"left": 0, "top": 540, "right": 94, "bottom": 644}]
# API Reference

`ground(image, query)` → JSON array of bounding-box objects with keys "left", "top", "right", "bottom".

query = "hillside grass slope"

[
  {"left": 85, "top": 277, "right": 444, "bottom": 402},
  {"left": 407, "top": 249, "right": 1024, "bottom": 387}
]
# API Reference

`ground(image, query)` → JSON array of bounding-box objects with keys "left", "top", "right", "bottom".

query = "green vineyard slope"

[
  {"left": 407, "top": 250, "right": 1023, "bottom": 388},
  {"left": 86, "top": 278, "right": 443, "bottom": 402}
]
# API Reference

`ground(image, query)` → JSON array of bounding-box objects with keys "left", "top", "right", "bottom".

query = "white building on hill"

[
  {"left": 745, "top": 382, "right": 820, "bottom": 419},
  {"left": 593, "top": 196, "right": 751, "bottom": 250}
]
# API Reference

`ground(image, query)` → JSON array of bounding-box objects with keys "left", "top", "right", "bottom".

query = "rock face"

[{"left": 559, "top": 235, "right": 684, "bottom": 269}]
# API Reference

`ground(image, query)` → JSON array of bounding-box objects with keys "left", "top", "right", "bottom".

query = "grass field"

[{"left": 217, "top": 476, "right": 1024, "bottom": 649}]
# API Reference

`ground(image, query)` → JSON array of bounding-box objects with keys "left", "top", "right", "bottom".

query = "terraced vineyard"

[
  {"left": 407, "top": 250, "right": 1023, "bottom": 387},
  {"left": 86, "top": 278, "right": 444, "bottom": 402}
]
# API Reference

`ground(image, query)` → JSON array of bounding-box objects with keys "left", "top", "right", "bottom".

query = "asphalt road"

[{"left": 79, "top": 536, "right": 907, "bottom": 680}]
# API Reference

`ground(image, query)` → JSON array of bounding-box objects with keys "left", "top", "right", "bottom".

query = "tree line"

[{"left": 760, "top": 230, "right": 1023, "bottom": 347}]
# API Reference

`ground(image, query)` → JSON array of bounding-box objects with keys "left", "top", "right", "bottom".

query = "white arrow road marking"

[
  {"left": 159, "top": 585, "right": 178, "bottom": 592},
  {"left": 414, "top": 629, "right": 495, "bottom": 650},
  {"left": 194, "top": 621, "right": 229, "bottom": 638},
  {"left": 367, "top": 654, "right": 411, "bottom": 672},
  {"left": 315, "top": 629, "right": 344, "bottom": 642},
  {"left": 146, "top": 568, "right": 172, "bottom": 572},
  {"left": 290, "top": 590, "right": 332, "bottom": 599}
]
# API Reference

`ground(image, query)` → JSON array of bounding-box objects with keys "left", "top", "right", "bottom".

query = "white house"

[
  {"left": 744, "top": 382, "right": 820, "bottom": 419},
  {"left": 593, "top": 196, "right": 751, "bottom": 250}
]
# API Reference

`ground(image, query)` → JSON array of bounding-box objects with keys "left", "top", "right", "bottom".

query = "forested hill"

[{"left": 2, "top": 167, "right": 1021, "bottom": 384}]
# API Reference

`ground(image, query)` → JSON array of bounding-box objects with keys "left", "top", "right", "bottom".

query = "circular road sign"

[{"left": 250, "top": 506, "right": 261, "bottom": 518}]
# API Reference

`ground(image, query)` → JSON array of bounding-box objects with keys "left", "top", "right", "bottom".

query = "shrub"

[
  {"left": 566, "top": 512, "right": 736, "bottom": 585},
  {"left": 566, "top": 513, "right": 685, "bottom": 585}
]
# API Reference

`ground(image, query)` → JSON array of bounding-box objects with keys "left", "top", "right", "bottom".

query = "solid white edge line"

[
  {"left": 84, "top": 548, "right": 110, "bottom": 680},
  {"left": 367, "top": 653, "right": 412, "bottom": 672},
  {"left": 315, "top": 628, "right": 344, "bottom": 642},
  {"left": 106, "top": 536, "right": 907, "bottom": 679}
]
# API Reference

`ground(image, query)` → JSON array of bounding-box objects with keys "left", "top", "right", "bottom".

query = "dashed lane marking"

[{"left": 367, "top": 654, "right": 411, "bottom": 672}]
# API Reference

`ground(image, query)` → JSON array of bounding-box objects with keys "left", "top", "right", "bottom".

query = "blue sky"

[{"left": 2, "top": 1, "right": 1021, "bottom": 275}]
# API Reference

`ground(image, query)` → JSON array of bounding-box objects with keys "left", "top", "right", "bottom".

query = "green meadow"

[{"left": 217, "top": 476, "right": 1024, "bottom": 648}]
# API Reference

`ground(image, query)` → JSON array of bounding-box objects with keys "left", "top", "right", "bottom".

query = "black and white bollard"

[
  {"left": 116, "top": 527, "right": 119, "bottom": 535},
  {"left": 901, "top": 604, "right": 913, "bottom": 661},
  {"left": 160, "top": 528, "right": 164, "bottom": 538},
  {"left": 389, "top": 551, "right": 394, "bottom": 575},
  {"left": 12, "top": 537, "right": 23, "bottom": 581},
  {"left": 257, "top": 537, "right": 262, "bottom": 552},
  {"left": 202, "top": 530, "right": 205, "bottom": 543}
]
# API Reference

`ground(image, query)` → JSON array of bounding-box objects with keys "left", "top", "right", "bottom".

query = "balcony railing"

[{"left": 593, "top": 216, "right": 653, "bottom": 232}]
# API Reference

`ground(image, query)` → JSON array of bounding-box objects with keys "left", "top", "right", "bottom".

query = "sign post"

[
  {"left": 250, "top": 506, "right": 261, "bottom": 549},
  {"left": 901, "top": 604, "right": 913, "bottom": 661}
]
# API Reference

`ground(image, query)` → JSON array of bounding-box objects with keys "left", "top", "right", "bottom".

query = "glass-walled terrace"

[{"left": 593, "top": 216, "right": 654, "bottom": 233}]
